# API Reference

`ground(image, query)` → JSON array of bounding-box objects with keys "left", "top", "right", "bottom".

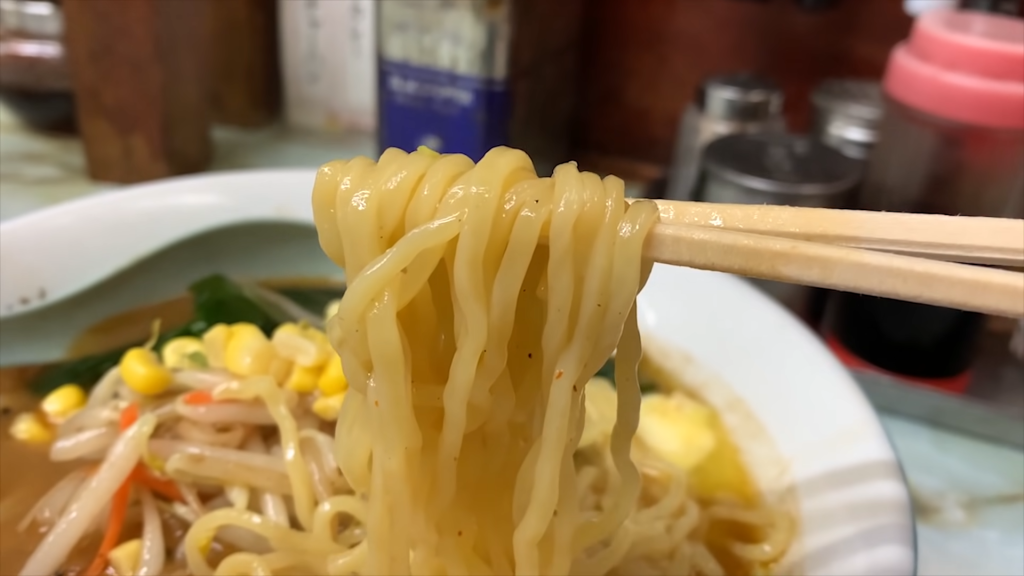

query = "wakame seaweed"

[{"left": 29, "top": 275, "right": 342, "bottom": 396}]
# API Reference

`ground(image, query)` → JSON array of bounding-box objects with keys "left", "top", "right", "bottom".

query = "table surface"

[{"left": 1, "top": 105, "right": 1021, "bottom": 576}]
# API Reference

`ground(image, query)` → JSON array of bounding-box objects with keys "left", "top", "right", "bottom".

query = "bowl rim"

[
  {"left": 0, "top": 168, "right": 916, "bottom": 575},
  {"left": 638, "top": 262, "right": 916, "bottom": 575}
]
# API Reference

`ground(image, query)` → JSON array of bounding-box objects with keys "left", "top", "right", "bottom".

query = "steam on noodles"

[{"left": 10, "top": 146, "right": 792, "bottom": 576}]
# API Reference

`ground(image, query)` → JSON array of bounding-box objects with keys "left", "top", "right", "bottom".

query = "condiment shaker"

[
  {"left": 810, "top": 79, "right": 884, "bottom": 162},
  {"left": 376, "top": 0, "right": 584, "bottom": 173},
  {"left": 827, "top": 9, "right": 1024, "bottom": 393},
  {"left": 699, "top": 133, "right": 862, "bottom": 321},
  {"left": 665, "top": 73, "right": 785, "bottom": 202}
]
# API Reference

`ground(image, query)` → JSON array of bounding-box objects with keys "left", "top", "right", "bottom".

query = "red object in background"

[
  {"left": 826, "top": 333, "right": 973, "bottom": 394},
  {"left": 827, "top": 9, "right": 1024, "bottom": 392},
  {"left": 885, "top": 8, "right": 1024, "bottom": 129}
]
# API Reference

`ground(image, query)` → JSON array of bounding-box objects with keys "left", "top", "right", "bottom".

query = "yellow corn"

[
  {"left": 107, "top": 538, "right": 141, "bottom": 576},
  {"left": 9, "top": 412, "right": 53, "bottom": 444},
  {"left": 161, "top": 336, "right": 207, "bottom": 369},
  {"left": 312, "top": 392, "right": 347, "bottom": 421},
  {"left": 40, "top": 384, "right": 87, "bottom": 423},
  {"left": 317, "top": 354, "right": 348, "bottom": 396},
  {"left": 202, "top": 323, "right": 232, "bottom": 368},
  {"left": 636, "top": 392, "right": 717, "bottom": 472},
  {"left": 120, "top": 347, "right": 173, "bottom": 396},
  {"left": 285, "top": 364, "right": 322, "bottom": 393},
  {"left": 197, "top": 534, "right": 213, "bottom": 557},
  {"left": 224, "top": 323, "right": 274, "bottom": 376},
  {"left": 271, "top": 323, "right": 331, "bottom": 368},
  {"left": 269, "top": 356, "right": 294, "bottom": 386}
]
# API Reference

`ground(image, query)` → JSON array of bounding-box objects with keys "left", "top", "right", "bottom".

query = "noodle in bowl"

[{"left": 0, "top": 148, "right": 915, "bottom": 576}]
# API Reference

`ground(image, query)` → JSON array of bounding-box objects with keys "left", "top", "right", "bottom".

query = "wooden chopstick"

[
  {"left": 643, "top": 222, "right": 1024, "bottom": 318},
  {"left": 649, "top": 200, "right": 1024, "bottom": 267}
]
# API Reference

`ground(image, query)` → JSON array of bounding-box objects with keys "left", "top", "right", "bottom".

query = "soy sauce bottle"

[{"left": 825, "top": 9, "right": 1024, "bottom": 391}]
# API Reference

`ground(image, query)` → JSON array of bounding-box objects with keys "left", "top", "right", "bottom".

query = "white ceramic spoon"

[{"left": 0, "top": 169, "right": 318, "bottom": 321}]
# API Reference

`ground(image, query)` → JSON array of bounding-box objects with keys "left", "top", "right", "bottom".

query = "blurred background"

[
  {"left": 0, "top": 2, "right": 1022, "bottom": 564},
  {"left": 5, "top": 0, "right": 1022, "bottom": 427}
]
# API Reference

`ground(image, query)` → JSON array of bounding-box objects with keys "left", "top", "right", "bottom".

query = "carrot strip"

[
  {"left": 182, "top": 390, "right": 215, "bottom": 405},
  {"left": 82, "top": 471, "right": 131, "bottom": 576},
  {"left": 131, "top": 466, "right": 184, "bottom": 502},
  {"left": 119, "top": 402, "right": 139, "bottom": 430},
  {"left": 82, "top": 403, "right": 142, "bottom": 575}
]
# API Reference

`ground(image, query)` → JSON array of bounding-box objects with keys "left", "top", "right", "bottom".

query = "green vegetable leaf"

[
  {"left": 188, "top": 274, "right": 279, "bottom": 336},
  {"left": 29, "top": 274, "right": 330, "bottom": 396},
  {"left": 185, "top": 351, "right": 209, "bottom": 369},
  {"left": 275, "top": 286, "right": 346, "bottom": 317}
]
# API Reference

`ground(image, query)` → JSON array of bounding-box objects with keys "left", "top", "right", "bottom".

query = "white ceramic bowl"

[{"left": 0, "top": 170, "right": 915, "bottom": 575}]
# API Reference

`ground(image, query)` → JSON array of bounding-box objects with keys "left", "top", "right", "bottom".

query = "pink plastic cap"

[{"left": 884, "top": 9, "right": 1024, "bottom": 129}]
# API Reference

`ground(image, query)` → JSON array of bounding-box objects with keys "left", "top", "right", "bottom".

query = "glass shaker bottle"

[
  {"left": 827, "top": 9, "right": 1024, "bottom": 392},
  {"left": 700, "top": 133, "right": 862, "bottom": 322},
  {"left": 664, "top": 73, "right": 785, "bottom": 202}
]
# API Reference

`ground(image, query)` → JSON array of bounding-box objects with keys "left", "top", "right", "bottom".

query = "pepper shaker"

[
  {"left": 665, "top": 73, "right": 786, "bottom": 202},
  {"left": 826, "top": 9, "right": 1024, "bottom": 393}
]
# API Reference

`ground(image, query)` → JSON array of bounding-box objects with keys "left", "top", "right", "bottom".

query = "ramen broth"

[{"left": 0, "top": 282, "right": 780, "bottom": 576}]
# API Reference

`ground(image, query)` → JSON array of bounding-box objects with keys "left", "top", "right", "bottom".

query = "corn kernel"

[
  {"left": 198, "top": 535, "right": 213, "bottom": 556},
  {"left": 636, "top": 393, "right": 717, "bottom": 472},
  {"left": 272, "top": 323, "right": 331, "bottom": 368},
  {"left": 120, "top": 347, "right": 173, "bottom": 396},
  {"left": 9, "top": 412, "right": 53, "bottom": 444},
  {"left": 224, "top": 323, "right": 274, "bottom": 376},
  {"left": 306, "top": 329, "right": 332, "bottom": 364},
  {"left": 317, "top": 354, "right": 348, "bottom": 396},
  {"left": 312, "top": 392, "right": 347, "bottom": 421},
  {"left": 229, "top": 322, "right": 262, "bottom": 339},
  {"left": 107, "top": 538, "right": 141, "bottom": 576},
  {"left": 285, "top": 364, "right": 322, "bottom": 393},
  {"left": 269, "top": 356, "right": 294, "bottom": 386},
  {"left": 161, "top": 336, "right": 207, "bottom": 369},
  {"left": 202, "top": 323, "right": 232, "bottom": 368},
  {"left": 40, "top": 384, "right": 87, "bottom": 423}
]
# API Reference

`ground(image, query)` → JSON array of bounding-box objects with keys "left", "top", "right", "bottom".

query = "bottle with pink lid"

[{"left": 827, "top": 9, "right": 1024, "bottom": 391}]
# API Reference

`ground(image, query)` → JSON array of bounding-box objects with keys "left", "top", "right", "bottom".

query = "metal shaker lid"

[
  {"left": 812, "top": 79, "right": 884, "bottom": 159},
  {"left": 703, "top": 133, "right": 862, "bottom": 196},
  {"left": 697, "top": 73, "right": 784, "bottom": 122},
  {"left": 812, "top": 79, "right": 884, "bottom": 122}
]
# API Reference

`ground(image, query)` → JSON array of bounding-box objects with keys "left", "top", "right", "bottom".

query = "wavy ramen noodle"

[{"left": 9, "top": 146, "right": 792, "bottom": 576}]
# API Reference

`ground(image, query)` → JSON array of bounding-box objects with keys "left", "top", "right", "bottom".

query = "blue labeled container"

[{"left": 378, "top": 1, "right": 513, "bottom": 162}]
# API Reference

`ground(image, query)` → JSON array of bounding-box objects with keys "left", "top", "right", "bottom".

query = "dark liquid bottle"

[
  {"left": 825, "top": 96, "right": 1023, "bottom": 391},
  {"left": 827, "top": 294, "right": 984, "bottom": 389},
  {"left": 825, "top": 6, "right": 1024, "bottom": 391}
]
